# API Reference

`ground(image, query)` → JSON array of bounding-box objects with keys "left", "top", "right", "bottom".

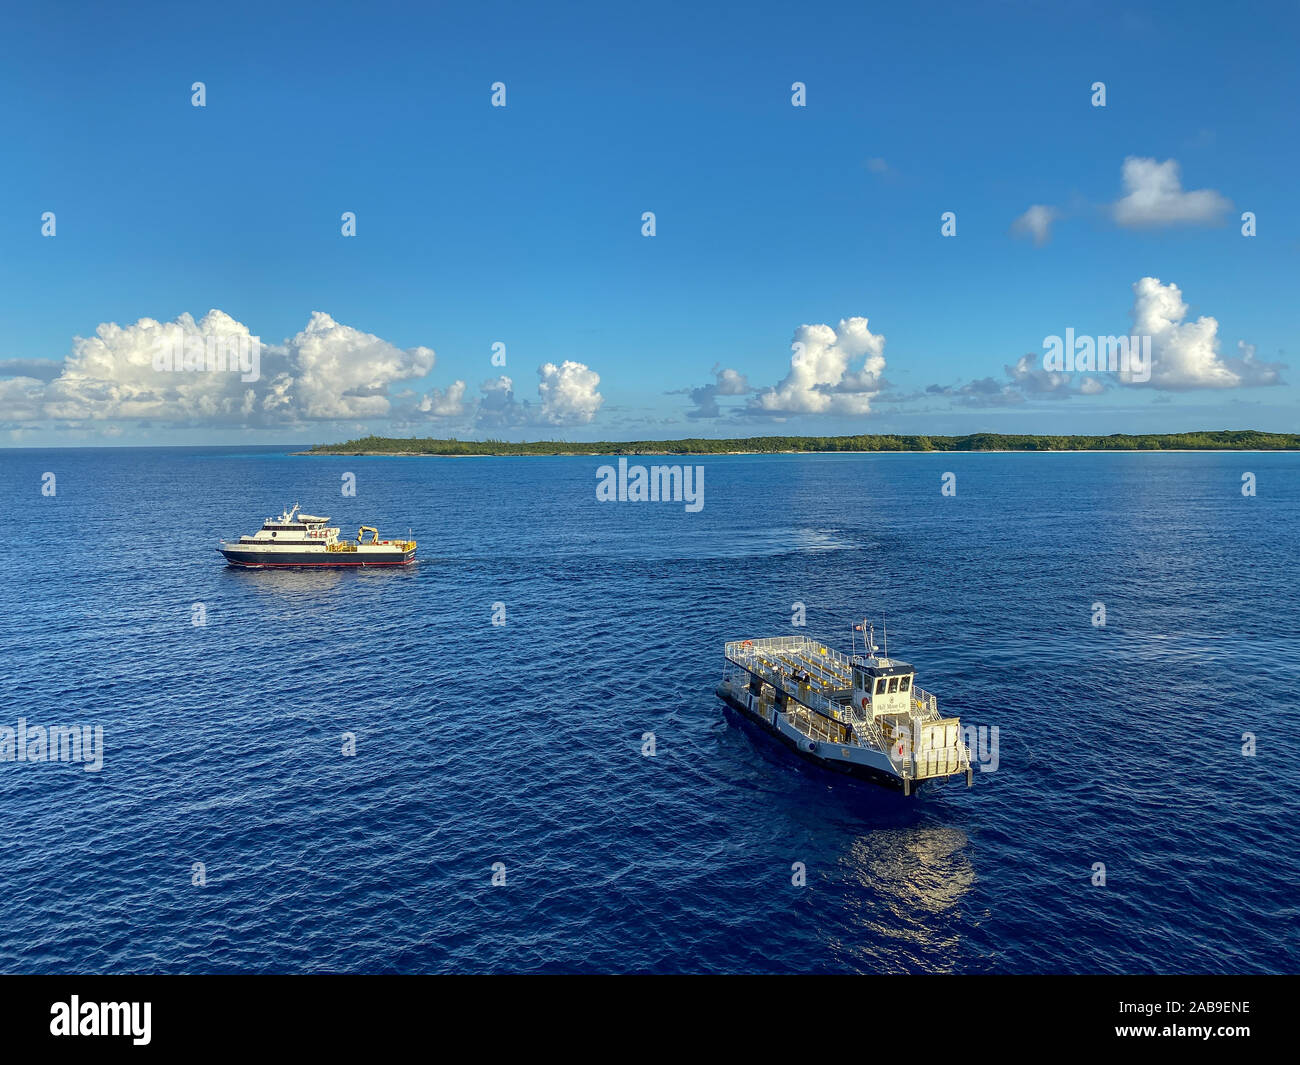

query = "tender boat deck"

[{"left": 719, "top": 634, "right": 973, "bottom": 790}]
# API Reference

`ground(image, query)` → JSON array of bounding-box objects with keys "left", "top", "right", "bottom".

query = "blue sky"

[{"left": 1, "top": 0, "right": 1296, "bottom": 444}]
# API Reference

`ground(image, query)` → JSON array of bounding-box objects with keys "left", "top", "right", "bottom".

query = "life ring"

[
  {"left": 742, "top": 640, "right": 753, "bottom": 646},
  {"left": 860, "top": 697, "right": 869, "bottom": 710}
]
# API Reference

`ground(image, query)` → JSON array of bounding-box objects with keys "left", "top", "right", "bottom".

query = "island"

[{"left": 299, "top": 430, "right": 1300, "bottom": 456}]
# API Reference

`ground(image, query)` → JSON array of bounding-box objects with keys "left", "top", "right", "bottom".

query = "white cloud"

[
  {"left": 0, "top": 376, "right": 47, "bottom": 421},
  {"left": 1, "top": 309, "right": 455, "bottom": 428},
  {"left": 917, "top": 277, "right": 1284, "bottom": 403},
  {"left": 715, "top": 367, "right": 749, "bottom": 395},
  {"left": 284, "top": 311, "right": 434, "bottom": 420},
  {"left": 475, "top": 362, "right": 603, "bottom": 429},
  {"left": 1011, "top": 204, "right": 1059, "bottom": 245},
  {"left": 1231, "top": 341, "right": 1285, "bottom": 387},
  {"left": 749, "top": 317, "right": 886, "bottom": 417},
  {"left": 682, "top": 364, "right": 751, "bottom": 420},
  {"left": 537, "top": 360, "right": 603, "bottom": 424},
  {"left": 1006, "top": 352, "right": 1075, "bottom": 394},
  {"left": 1112, "top": 157, "right": 1231, "bottom": 227},
  {"left": 416, "top": 379, "right": 468, "bottom": 417},
  {"left": 1123, "top": 277, "right": 1284, "bottom": 389},
  {"left": 42, "top": 310, "right": 261, "bottom": 423},
  {"left": 924, "top": 354, "right": 1104, "bottom": 407},
  {"left": 476, "top": 375, "right": 523, "bottom": 429}
]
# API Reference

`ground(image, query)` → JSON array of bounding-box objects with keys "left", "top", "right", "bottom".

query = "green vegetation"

[{"left": 301, "top": 430, "right": 1300, "bottom": 456}]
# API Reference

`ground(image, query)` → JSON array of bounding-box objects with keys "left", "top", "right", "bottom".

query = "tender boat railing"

[
  {"left": 722, "top": 634, "right": 976, "bottom": 788},
  {"left": 724, "top": 639, "right": 901, "bottom": 756},
  {"left": 911, "top": 686, "right": 940, "bottom": 718}
]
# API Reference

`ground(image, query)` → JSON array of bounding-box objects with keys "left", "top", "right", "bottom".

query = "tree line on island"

[{"left": 303, "top": 430, "right": 1300, "bottom": 455}]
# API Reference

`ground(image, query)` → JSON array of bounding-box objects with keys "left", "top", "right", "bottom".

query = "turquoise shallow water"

[{"left": 0, "top": 447, "right": 1296, "bottom": 973}]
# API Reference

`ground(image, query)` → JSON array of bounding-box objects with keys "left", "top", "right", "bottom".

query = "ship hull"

[
  {"left": 716, "top": 686, "right": 913, "bottom": 793},
  {"left": 217, "top": 547, "right": 416, "bottom": 568}
]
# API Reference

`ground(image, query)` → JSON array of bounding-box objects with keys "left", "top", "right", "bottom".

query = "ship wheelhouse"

[
  {"left": 852, "top": 660, "right": 914, "bottom": 718},
  {"left": 240, "top": 504, "right": 341, "bottom": 545}
]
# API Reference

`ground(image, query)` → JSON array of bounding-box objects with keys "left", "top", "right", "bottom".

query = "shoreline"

[
  {"left": 296, "top": 429, "right": 1300, "bottom": 458},
  {"left": 294, "top": 448, "right": 1299, "bottom": 457}
]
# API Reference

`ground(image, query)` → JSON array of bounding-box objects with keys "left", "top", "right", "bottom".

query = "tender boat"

[
  {"left": 716, "top": 624, "right": 973, "bottom": 795},
  {"left": 217, "top": 504, "right": 416, "bottom": 568}
]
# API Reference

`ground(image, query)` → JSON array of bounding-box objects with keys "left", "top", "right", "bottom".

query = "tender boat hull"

[
  {"left": 217, "top": 547, "right": 416, "bottom": 568},
  {"left": 716, "top": 685, "right": 911, "bottom": 792}
]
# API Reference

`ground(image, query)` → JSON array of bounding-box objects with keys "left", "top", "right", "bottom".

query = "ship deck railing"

[
  {"left": 724, "top": 638, "right": 973, "bottom": 779},
  {"left": 912, "top": 686, "right": 941, "bottom": 720},
  {"left": 782, "top": 706, "right": 844, "bottom": 746},
  {"left": 724, "top": 637, "right": 893, "bottom": 754}
]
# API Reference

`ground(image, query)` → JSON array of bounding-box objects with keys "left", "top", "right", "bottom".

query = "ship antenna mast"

[{"left": 882, "top": 613, "right": 888, "bottom": 659}]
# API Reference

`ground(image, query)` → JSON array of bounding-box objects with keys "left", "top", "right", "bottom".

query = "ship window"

[
  {"left": 875, "top": 678, "right": 887, "bottom": 695},
  {"left": 888, "top": 677, "right": 900, "bottom": 693},
  {"left": 899, "top": 676, "right": 911, "bottom": 692}
]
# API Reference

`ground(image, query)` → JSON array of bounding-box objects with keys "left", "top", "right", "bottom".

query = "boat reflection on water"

[
  {"left": 221, "top": 565, "right": 347, "bottom": 596},
  {"left": 831, "top": 825, "right": 976, "bottom": 971},
  {"left": 219, "top": 562, "right": 418, "bottom": 604}
]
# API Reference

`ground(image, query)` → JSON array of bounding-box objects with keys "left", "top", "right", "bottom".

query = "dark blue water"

[{"left": 0, "top": 447, "right": 1296, "bottom": 974}]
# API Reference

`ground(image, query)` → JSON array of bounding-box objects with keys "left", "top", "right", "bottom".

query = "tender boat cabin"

[{"left": 853, "top": 661, "right": 914, "bottom": 717}]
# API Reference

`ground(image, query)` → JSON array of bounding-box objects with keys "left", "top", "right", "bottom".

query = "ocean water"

[{"left": 0, "top": 446, "right": 1296, "bottom": 974}]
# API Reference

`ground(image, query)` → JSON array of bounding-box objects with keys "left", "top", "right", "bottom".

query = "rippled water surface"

[{"left": 0, "top": 447, "right": 1296, "bottom": 973}]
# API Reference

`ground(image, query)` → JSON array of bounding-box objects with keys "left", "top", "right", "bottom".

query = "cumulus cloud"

[
  {"left": 682, "top": 364, "right": 751, "bottom": 420},
  {"left": 475, "top": 375, "right": 521, "bottom": 428},
  {"left": 1112, "top": 157, "right": 1232, "bottom": 227},
  {"left": 8, "top": 309, "right": 450, "bottom": 428},
  {"left": 474, "top": 361, "right": 603, "bottom": 429},
  {"left": 416, "top": 380, "right": 468, "bottom": 417},
  {"left": 537, "top": 360, "right": 603, "bottom": 424},
  {"left": 1123, "top": 277, "right": 1284, "bottom": 389},
  {"left": 1230, "top": 341, "right": 1285, "bottom": 387},
  {"left": 748, "top": 317, "right": 887, "bottom": 417},
  {"left": 917, "top": 277, "right": 1283, "bottom": 403},
  {"left": 0, "top": 309, "right": 546, "bottom": 431},
  {"left": 1003, "top": 355, "right": 1063, "bottom": 396},
  {"left": 715, "top": 367, "right": 749, "bottom": 395},
  {"left": 0, "top": 376, "right": 47, "bottom": 421},
  {"left": 1011, "top": 204, "right": 1059, "bottom": 245},
  {"left": 282, "top": 311, "right": 435, "bottom": 420},
  {"left": 925, "top": 354, "right": 1104, "bottom": 407},
  {"left": 41, "top": 310, "right": 265, "bottom": 423}
]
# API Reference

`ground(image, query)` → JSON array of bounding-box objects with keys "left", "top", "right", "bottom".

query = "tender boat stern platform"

[{"left": 718, "top": 633, "right": 973, "bottom": 795}]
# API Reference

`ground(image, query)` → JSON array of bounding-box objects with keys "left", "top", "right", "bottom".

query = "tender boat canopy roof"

[{"left": 852, "top": 660, "right": 914, "bottom": 677}]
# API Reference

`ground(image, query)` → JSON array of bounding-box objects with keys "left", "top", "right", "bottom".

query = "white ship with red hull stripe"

[{"left": 218, "top": 504, "right": 416, "bottom": 568}]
